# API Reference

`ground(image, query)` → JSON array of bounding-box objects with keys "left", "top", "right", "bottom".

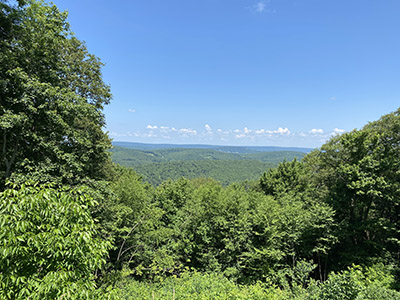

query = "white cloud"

[
  {"left": 274, "top": 127, "right": 291, "bottom": 135},
  {"left": 146, "top": 132, "right": 157, "bottom": 138},
  {"left": 252, "top": 0, "right": 276, "bottom": 14},
  {"left": 110, "top": 131, "right": 138, "bottom": 137},
  {"left": 110, "top": 131, "right": 126, "bottom": 137},
  {"left": 159, "top": 126, "right": 171, "bottom": 134},
  {"left": 120, "top": 124, "right": 336, "bottom": 146},
  {"left": 235, "top": 134, "right": 247, "bottom": 139},
  {"left": 204, "top": 124, "right": 213, "bottom": 137},
  {"left": 330, "top": 97, "right": 336, "bottom": 101},
  {"left": 146, "top": 125, "right": 197, "bottom": 136},
  {"left": 254, "top": 1, "right": 266, "bottom": 12},
  {"left": 309, "top": 128, "right": 324, "bottom": 135},
  {"left": 332, "top": 128, "right": 346, "bottom": 135},
  {"left": 179, "top": 128, "right": 197, "bottom": 135},
  {"left": 231, "top": 127, "right": 291, "bottom": 137},
  {"left": 128, "top": 109, "right": 136, "bottom": 113}
]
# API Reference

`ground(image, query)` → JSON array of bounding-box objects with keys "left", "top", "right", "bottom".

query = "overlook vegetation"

[{"left": 1, "top": 1, "right": 400, "bottom": 299}]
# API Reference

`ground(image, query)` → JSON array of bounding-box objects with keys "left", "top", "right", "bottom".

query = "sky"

[{"left": 51, "top": 0, "right": 400, "bottom": 147}]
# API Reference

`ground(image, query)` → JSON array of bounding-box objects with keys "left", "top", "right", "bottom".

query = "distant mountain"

[
  {"left": 110, "top": 143, "right": 308, "bottom": 185},
  {"left": 112, "top": 141, "right": 313, "bottom": 154},
  {"left": 110, "top": 146, "right": 306, "bottom": 166}
]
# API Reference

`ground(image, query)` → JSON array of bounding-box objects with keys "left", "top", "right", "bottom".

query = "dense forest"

[
  {"left": 110, "top": 146, "right": 305, "bottom": 185},
  {"left": 1, "top": 1, "right": 400, "bottom": 299}
]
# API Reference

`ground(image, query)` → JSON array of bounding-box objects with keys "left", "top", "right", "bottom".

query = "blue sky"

[{"left": 51, "top": 0, "right": 400, "bottom": 147}]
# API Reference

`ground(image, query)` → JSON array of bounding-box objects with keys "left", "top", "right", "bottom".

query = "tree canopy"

[
  {"left": 0, "top": 0, "right": 112, "bottom": 188},
  {"left": 306, "top": 108, "right": 400, "bottom": 270},
  {"left": 0, "top": 1, "right": 114, "bottom": 298}
]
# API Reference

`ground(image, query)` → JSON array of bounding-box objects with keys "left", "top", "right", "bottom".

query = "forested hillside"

[
  {"left": 1, "top": 1, "right": 400, "bottom": 300},
  {"left": 132, "top": 160, "right": 276, "bottom": 185},
  {"left": 110, "top": 146, "right": 305, "bottom": 185}
]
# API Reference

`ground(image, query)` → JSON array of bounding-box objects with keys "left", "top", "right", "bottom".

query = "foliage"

[
  {"left": 258, "top": 160, "right": 337, "bottom": 282},
  {"left": 259, "top": 159, "right": 308, "bottom": 196},
  {"left": 2, "top": 1, "right": 400, "bottom": 298},
  {"left": 102, "top": 171, "right": 336, "bottom": 285},
  {"left": 0, "top": 0, "right": 112, "bottom": 188},
  {"left": 106, "top": 108, "right": 400, "bottom": 294},
  {"left": 115, "top": 271, "right": 286, "bottom": 300},
  {"left": 114, "top": 266, "right": 400, "bottom": 300},
  {"left": 316, "top": 265, "right": 400, "bottom": 300},
  {"left": 131, "top": 160, "right": 276, "bottom": 186},
  {"left": 102, "top": 167, "right": 166, "bottom": 271},
  {"left": 305, "top": 108, "right": 400, "bottom": 270},
  {"left": 0, "top": 183, "right": 112, "bottom": 299}
]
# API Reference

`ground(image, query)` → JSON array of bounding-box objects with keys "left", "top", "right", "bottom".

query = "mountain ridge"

[{"left": 112, "top": 141, "right": 313, "bottom": 154}]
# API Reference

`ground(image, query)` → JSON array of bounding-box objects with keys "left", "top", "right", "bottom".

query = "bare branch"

[{"left": 116, "top": 215, "right": 146, "bottom": 262}]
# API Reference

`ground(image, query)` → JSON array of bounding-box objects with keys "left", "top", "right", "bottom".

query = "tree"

[
  {"left": 0, "top": 183, "right": 112, "bottom": 299},
  {"left": 99, "top": 167, "right": 161, "bottom": 271},
  {"left": 0, "top": 0, "right": 112, "bottom": 188},
  {"left": 259, "top": 159, "right": 307, "bottom": 197},
  {"left": 306, "top": 108, "right": 400, "bottom": 270},
  {"left": 258, "top": 159, "right": 336, "bottom": 282}
]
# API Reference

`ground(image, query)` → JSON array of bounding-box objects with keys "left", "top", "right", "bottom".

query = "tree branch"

[{"left": 116, "top": 216, "right": 145, "bottom": 262}]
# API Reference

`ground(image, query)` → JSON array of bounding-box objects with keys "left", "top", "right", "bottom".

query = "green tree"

[
  {"left": 305, "top": 108, "right": 400, "bottom": 270},
  {"left": 259, "top": 159, "right": 307, "bottom": 197},
  {"left": 0, "top": 0, "right": 112, "bottom": 188},
  {"left": 175, "top": 181, "right": 256, "bottom": 278},
  {"left": 0, "top": 183, "right": 111, "bottom": 299},
  {"left": 258, "top": 159, "right": 336, "bottom": 282},
  {"left": 103, "top": 167, "right": 162, "bottom": 271}
]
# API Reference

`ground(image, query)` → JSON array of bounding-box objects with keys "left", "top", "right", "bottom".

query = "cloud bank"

[{"left": 110, "top": 124, "right": 347, "bottom": 147}]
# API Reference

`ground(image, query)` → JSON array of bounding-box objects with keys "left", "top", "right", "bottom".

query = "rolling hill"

[{"left": 110, "top": 142, "right": 309, "bottom": 185}]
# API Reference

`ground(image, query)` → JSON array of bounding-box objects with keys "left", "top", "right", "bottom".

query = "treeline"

[{"left": 1, "top": 1, "right": 400, "bottom": 299}]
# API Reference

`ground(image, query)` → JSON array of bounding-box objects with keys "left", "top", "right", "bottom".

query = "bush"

[
  {"left": 115, "top": 271, "right": 287, "bottom": 300},
  {"left": 316, "top": 265, "right": 400, "bottom": 300},
  {"left": 0, "top": 183, "right": 111, "bottom": 299}
]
